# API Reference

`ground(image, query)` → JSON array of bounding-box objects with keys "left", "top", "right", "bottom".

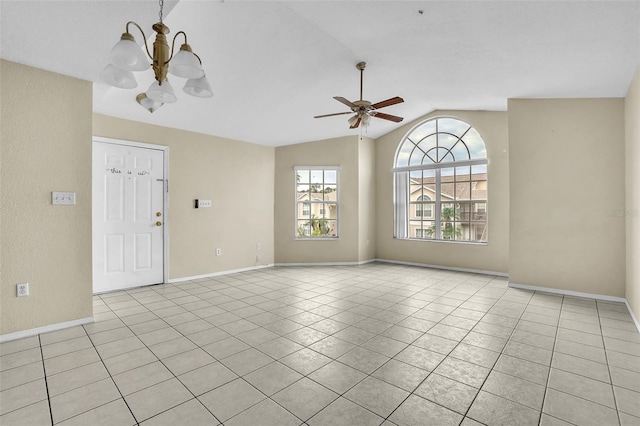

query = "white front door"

[{"left": 92, "top": 140, "right": 166, "bottom": 293}]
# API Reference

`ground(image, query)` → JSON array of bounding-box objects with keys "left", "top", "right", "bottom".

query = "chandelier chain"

[{"left": 159, "top": 0, "right": 164, "bottom": 23}]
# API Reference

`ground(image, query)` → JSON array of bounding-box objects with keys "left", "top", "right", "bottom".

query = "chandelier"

[{"left": 101, "top": 0, "right": 213, "bottom": 113}]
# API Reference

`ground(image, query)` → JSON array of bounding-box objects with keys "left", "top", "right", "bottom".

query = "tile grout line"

[
  {"left": 536, "top": 293, "right": 562, "bottom": 426},
  {"left": 597, "top": 300, "right": 623, "bottom": 426},
  {"left": 83, "top": 304, "right": 141, "bottom": 426},
  {"left": 37, "top": 334, "right": 55, "bottom": 426}
]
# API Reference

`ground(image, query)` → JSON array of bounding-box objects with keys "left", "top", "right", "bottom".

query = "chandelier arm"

[
  {"left": 168, "top": 31, "right": 188, "bottom": 65},
  {"left": 125, "top": 21, "right": 153, "bottom": 60}
]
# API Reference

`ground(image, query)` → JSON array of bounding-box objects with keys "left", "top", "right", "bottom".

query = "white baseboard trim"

[
  {"left": 508, "top": 282, "right": 640, "bottom": 334},
  {"left": 375, "top": 258, "right": 509, "bottom": 277},
  {"left": 507, "top": 282, "right": 627, "bottom": 303},
  {"left": 625, "top": 300, "right": 640, "bottom": 334},
  {"left": 274, "top": 259, "right": 376, "bottom": 267},
  {"left": 0, "top": 317, "right": 95, "bottom": 343},
  {"left": 168, "top": 264, "right": 274, "bottom": 283}
]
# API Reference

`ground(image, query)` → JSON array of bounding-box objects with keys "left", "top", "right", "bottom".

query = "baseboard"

[
  {"left": 168, "top": 264, "right": 274, "bottom": 283},
  {"left": 0, "top": 317, "right": 95, "bottom": 343},
  {"left": 509, "top": 282, "right": 640, "bottom": 334},
  {"left": 507, "top": 282, "right": 627, "bottom": 303},
  {"left": 624, "top": 300, "right": 640, "bottom": 334},
  {"left": 274, "top": 259, "right": 376, "bottom": 267},
  {"left": 375, "top": 258, "right": 509, "bottom": 277}
]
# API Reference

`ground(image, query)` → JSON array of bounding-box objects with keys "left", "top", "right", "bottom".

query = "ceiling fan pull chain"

[{"left": 159, "top": 0, "right": 164, "bottom": 23}]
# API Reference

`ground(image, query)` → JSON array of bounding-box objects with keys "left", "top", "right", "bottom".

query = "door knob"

[
  {"left": 156, "top": 221, "right": 162, "bottom": 227},
  {"left": 156, "top": 212, "right": 162, "bottom": 217}
]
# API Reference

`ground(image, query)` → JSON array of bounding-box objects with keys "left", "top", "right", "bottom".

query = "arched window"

[{"left": 393, "top": 117, "right": 488, "bottom": 242}]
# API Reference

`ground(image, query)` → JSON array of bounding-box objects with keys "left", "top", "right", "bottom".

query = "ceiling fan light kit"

[
  {"left": 314, "top": 61, "right": 404, "bottom": 129},
  {"left": 102, "top": 0, "right": 213, "bottom": 113}
]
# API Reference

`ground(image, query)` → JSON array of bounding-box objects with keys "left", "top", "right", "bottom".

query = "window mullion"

[{"left": 435, "top": 168, "right": 442, "bottom": 238}]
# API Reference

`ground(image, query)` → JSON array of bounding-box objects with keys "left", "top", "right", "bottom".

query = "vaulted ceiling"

[{"left": 2, "top": 1, "right": 639, "bottom": 146}]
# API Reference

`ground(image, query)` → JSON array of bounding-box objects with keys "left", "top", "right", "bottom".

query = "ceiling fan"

[{"left": 314, "top": 62, "right": 404, "bottom": 129}]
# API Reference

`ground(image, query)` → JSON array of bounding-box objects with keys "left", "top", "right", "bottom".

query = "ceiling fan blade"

[
  {"left": 334, "top": 96, "right": 356, "bottom": 108},
  {"left": 371, "top": 96, "right": 404, "bottom": 110},
  {"left": 373, "top": 112, "right": 404, "bottom": 123},
  {"left": 349, "top": 117, "right": 361, "bottom": 129},
  {"left": 314, "top": 111, "right": 353, "bottom": 119}
]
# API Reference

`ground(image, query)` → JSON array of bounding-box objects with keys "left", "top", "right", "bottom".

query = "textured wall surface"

[
  {"left": 1, "top": 60, "right": 93, "bottom": 335},
  {"left": 509, "top": 98, "right": 626, "bottom": 297},
  {"left": 626, "top": 68, "right": 640, "bottom": 320}
]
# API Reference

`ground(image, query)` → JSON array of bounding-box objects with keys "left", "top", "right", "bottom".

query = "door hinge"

[{"left": 156, "top": 179, "right": 168, "bottom": 193}]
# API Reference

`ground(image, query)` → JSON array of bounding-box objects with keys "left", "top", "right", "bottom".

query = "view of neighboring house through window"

[
  {"left": 296, "top": 167, "right": 339, "bottom": 238},
  {"left": 393, "top": 117, "right": 488, "bottom": 242}
]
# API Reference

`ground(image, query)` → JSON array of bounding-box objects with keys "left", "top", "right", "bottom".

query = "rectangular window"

[{"left": 295, "top": 167, "right": 339, "bottom": 238}]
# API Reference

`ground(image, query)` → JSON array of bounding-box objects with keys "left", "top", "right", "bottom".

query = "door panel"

[
  {"left": 93, "top": 141, "right": 165, "bottom": 293},
  {"left": 134, "top": 233, "right": 152, "bottom": 270},
  {"left": 105, "top": 234, "right": 125, "bottom": 273}
]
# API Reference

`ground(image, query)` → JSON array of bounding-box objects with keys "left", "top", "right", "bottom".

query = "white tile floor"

[{"left": 1, "top": 263, "right": 639, "bottom": 425}]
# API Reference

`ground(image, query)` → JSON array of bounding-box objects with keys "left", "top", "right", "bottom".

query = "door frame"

[{"left": 92, "top": 136, "right": 170, "bottom": 289}]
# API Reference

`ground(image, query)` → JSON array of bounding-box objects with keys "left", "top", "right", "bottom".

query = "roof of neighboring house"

[
  {"left": 410, "top": 173, "right": 487, "bottom": 201},
  {"left": 296, "top": 191, "right": 338, "bottom": 202}
]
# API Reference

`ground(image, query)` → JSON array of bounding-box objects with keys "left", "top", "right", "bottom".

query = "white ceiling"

[{"left": 2, "top": 1, "right": 639, "bottom": 147}]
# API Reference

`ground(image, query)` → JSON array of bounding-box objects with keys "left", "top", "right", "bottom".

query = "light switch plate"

[{"left": 52, "top": 192, "right": 75, "bottom": 205}]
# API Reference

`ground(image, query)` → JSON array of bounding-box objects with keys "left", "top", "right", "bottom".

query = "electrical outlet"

[
  {"left": 17, "top": 283, "right": 29, "bottom": 297},
  {"left": 216, "top": 248, "right": 222, "bottom": 256},
  {"left": 256, "top": 255, "right": 261, "bottom": 262}
]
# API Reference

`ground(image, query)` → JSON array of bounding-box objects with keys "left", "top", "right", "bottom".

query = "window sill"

[
  {"left": 295, "top": 237, "right": 340, "bottom": 241},
  {"left": 401, "top": 238, "right": 488, "bottom": 246}
]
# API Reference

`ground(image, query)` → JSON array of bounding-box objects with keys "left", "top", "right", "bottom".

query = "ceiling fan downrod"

[{"left": 357, "top": 62, "right": 366, "bottom": 101}]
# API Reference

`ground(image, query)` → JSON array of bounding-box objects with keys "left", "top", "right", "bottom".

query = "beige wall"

[
  {"left": 509, "top": 98, "right": 626, "bottom": 297},
  {"left": 93, "top": 115, "right": 275, "bottom": 279},
  {"left": 375, "top": 111, "right": 510, "bottom": 274},
  {"left": 626, "top": 68, "right": 640, "bottom": 320},
  {"left": 274, "top": 136, "right": 361, "bottom": 263},
  {"left": 358, "top": 136, "right": 376, "bottom": 261},
  {"left": 1, "top": 61, "right": 93, "bottom": 335}
]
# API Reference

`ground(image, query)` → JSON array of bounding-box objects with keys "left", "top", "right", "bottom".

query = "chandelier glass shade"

[
  {"left": 348, "top": 112, "right": 372, "bottom": 128},
  {"left": 183, "top": 75, "right": 213, "bottom": 98},
  {"left": 109, "top": 37, "right": 149, "bottom": 72},
  {"left": 102, "top": 1, "right": 212, "bottom": 113},
  {"left": 101, "top": 64, "right": 137, "bottom": 89},
  {"left": 136, "top": 94, "right": 163, "bottom": 114}
]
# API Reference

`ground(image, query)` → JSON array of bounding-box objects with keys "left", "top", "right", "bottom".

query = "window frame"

[
  {"left": 414, "top": 195, "right": 433, "bottom": 219},
  {"left": 393, "top": 117, "right": 488, "bottom": 244},
  {"left": 294, "top": 166, "right": 340, "bottom": 239}
]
